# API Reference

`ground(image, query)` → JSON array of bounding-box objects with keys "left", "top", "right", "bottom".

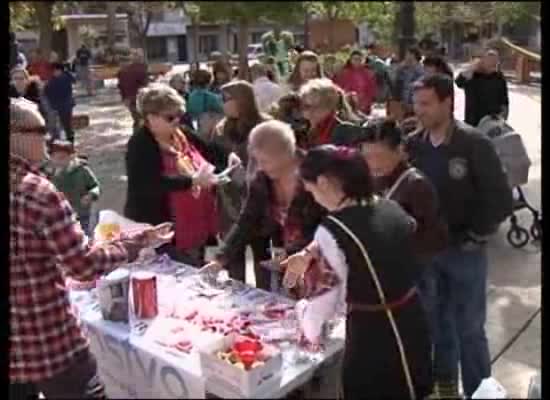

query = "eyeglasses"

[{"left": 159, "top": 113, "right": 181, "bottom": 124}]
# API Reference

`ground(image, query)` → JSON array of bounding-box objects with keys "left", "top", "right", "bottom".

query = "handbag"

[{"left": 325, "top": 213, "right": 417, "bottom": 400}]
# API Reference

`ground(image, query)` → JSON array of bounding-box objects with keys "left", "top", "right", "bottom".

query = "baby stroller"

[{"left": 478, "top": 115, "right": 542, "bottom": 248}]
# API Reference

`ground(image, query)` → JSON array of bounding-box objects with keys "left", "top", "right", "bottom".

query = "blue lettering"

[
  {"left": 125, "top": 345, "right": 157, "bottom": 388},
  {"left": 160, "top": 366, "right": 189, "bottom": 398}
]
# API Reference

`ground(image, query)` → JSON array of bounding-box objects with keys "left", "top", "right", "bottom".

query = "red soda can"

[{"left": 131, "top": 272, "right": 158, "bottom": 319}]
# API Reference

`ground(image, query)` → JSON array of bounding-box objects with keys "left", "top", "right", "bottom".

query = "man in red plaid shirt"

[{"left": 9, "top": 98, "right": 173, "bottom": 399}]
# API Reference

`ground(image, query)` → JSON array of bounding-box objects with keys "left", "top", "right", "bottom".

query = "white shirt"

[
  {"left": 297, "top": 225, "right": 347, "bottom": 343},
  {"left": 252, "top": 77, "right": 284, "bottom": 113}
]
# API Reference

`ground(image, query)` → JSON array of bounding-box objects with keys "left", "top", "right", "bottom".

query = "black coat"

[
  {"left": 455, "top": 70, "right": 509, "bottom": 126},
  {"left": 217, "top": 151, "right": 326, "bottom": 265},
  {"left": 124, "top": 125, "right": 228, "bottom": 226},
  {"left": 406, "top": 120, "right": 513, "bottom": 244}
]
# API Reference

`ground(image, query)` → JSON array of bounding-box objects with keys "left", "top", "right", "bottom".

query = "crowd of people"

[{"left": 10, "top": 38, "right": 516, "bottom": 399}]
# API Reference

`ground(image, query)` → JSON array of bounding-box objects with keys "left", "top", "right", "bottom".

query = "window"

[
  {"left": 150, "top": 10, "right": 165, "bottom": 22},
  {"left": 250, "top": 32, "right": 265, "bottom": 44},
  {"left": 199, "top": 34, "right": 219, "bottom": 55},
  {"left": 146, "top": 37, "right": 167, "bottom": 60}
]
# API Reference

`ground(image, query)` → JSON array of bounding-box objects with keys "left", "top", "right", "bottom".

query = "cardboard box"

[{"left": 199, "top": 333, "right": 282, "bottom": 397}]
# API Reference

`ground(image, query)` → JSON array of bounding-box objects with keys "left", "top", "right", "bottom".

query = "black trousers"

[
  {"left": 58, "top": 109, "right": 75, "bottom": 143},
  {"left": 9, "top": 349, "right": 106, "bottom": 400},
  {"left": 227, "top": 235, "right": 271, "bottom": 291}
]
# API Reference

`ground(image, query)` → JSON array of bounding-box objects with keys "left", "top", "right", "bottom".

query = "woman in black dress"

[{"left": 284, "top": 145, "right": 433, "bottom": 399}]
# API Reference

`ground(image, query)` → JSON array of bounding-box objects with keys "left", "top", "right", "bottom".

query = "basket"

[{"left": 72, "top": 114, "right": 90, "bottom": 130}]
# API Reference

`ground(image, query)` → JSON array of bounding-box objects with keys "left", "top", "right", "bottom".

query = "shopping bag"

[{"left": 471, "top": 377, "right": 507, "bottom": 399}]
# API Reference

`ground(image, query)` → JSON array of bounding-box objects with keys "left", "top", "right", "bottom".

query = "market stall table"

[{"left": 70, "top": 257, "right": 345, "bottom": 399}]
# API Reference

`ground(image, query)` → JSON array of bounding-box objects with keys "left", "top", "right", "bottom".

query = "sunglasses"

[{"left": 159, "top": 113, "right": 181, "bottom": 124}]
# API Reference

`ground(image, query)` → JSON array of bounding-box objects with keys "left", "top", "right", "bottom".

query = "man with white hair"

[
  {"left": 250, "top": 62, "right": 283, "bottom": 112},
  {"left": 9, "top": 98, "right": 172, "bottom": 399}
]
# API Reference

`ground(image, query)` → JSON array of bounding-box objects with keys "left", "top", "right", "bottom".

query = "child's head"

[{"left": 49, "top": 140, "right": 75, "bottom": 168}]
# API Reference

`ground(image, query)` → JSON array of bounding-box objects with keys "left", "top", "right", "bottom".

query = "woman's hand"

[
  {"left": 281, "top": 250, "right": 312, "bottom": 289},
  {"left": 193, "top": 164, "right": 217, "bottom": 188},
  {"left": 198, "top": 260, "right": 224, "bottom": 276},
  {"left": 227, "top": 152, "right": 242, "bottom": 168}
]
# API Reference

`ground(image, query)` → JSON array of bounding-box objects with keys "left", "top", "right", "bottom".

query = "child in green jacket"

[{"left": 48, "top": 140, "right": 100, "bottom": 235}]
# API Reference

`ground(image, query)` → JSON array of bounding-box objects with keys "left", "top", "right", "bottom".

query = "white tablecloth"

[{"left": 70, "top": 262, "right": 345, "bottom": 399}]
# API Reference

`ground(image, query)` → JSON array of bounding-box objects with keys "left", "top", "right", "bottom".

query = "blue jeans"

[{"left": 422, "top": 245, "right": 491, "bottom": 396}]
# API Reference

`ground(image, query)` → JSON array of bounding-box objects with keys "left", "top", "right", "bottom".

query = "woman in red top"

[
  {"left": 334, "top": 50, "right": 377, "bottom": 115},
  {"left": 125, "top": 83, "right": 240, "bottom": 265},
  {"left": 27, "top": 49, "right": 54, "bottom": 83}
]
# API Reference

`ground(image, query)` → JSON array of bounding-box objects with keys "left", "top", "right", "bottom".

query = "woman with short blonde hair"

[
  {"left": 298, "top": 78, "right": 362, "bottom": 147},
  {"left": 126, "top": 83, "right": 238, "bottom": 265}
]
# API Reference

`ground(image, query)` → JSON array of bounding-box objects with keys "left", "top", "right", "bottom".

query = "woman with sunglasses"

[
  {"left": 124, "top": 83, "right": 239, "bottom": 265},
  {"left": 283, "top": 145, "right": 433, "bottom": 399}
]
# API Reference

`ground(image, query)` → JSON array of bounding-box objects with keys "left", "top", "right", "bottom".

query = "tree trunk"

[
  {"left": 304, "top": 9, "right": 310, "bottom": 49},
  {"left": 192, "top": 18, "right": 200, "bottom": 63},
  {"left": 237, "top": 20, "right": 249, "bottom": 80},
  {"left": 328, "top": 17, "right": 335, "bottom": 52},
  {"left": 399, "top": 2, "right": 416, "bottom": 60},
  {"left": 35, "top": 2, "right": 54, "bottom": 57},
  {"left": 106, "top": 1, "right": 117, "bottom": 52}
]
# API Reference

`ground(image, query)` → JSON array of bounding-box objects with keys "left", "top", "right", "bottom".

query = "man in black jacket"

[
  {"left": 455, "top": 49, "right": 509, "bottom": 127},
  {"left": 406, "top": 74, "right": 513, "bottom": 398}
]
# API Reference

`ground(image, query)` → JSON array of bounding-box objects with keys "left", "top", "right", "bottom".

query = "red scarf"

[{"left": 313, "top": 113, "right": 337, "bottom": 146}]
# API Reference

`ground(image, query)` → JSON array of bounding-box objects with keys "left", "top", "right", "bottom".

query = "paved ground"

[{"left": 72, "top": 66, "right": 541, "bottom": 397}]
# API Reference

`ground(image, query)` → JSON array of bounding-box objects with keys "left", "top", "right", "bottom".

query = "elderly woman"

[
  {"left": 299, "top": 78, "right": 362, "bottom": 147},
  {"left": 202, "top": 120, "right": 326, "bottom": 291},
  {"left": 124, "top": 83, "right": 237, "bottom": 265},
  {"left": 286, "top": 51, "right": 323, "bottom": 93},
  {"left": 283, "top": 145, "right": 433, "bottom": 399}
]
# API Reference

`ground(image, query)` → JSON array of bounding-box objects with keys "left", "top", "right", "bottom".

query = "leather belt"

[{"left": 348, "top": 287, "right": 418, "bottom": 313}]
